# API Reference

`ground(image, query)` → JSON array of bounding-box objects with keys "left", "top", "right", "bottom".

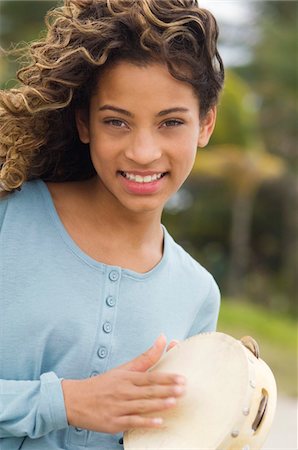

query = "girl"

[{"left": 0, "top": 0, "right": 224, "bottom": 449}]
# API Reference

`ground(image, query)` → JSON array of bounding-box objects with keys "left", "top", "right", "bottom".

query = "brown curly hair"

[{"left": 0, "top": 0, "right": 224, "bottom": 194}]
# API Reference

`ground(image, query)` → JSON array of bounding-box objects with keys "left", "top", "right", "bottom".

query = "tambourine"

[{"left": 124, "top": 332, "right": 277, "bottom": 450}]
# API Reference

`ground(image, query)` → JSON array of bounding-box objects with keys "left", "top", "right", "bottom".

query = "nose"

[{"left": 124, "top": 129, "right": 162, "bottom": 165}]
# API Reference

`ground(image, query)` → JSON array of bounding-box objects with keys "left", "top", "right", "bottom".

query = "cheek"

[
  {"left": 88, "top": 142, "right": 113, "bottom": 175},
  {"left": 175, "top": 135, "right": 198, "bottom": 165},
  {"left": 88, "top": 132, "right": 113, "bottom": 160}
]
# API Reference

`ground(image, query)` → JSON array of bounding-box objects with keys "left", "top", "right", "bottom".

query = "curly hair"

[{"left": 0, "top": 0, "right": 224, "bottom": 194}]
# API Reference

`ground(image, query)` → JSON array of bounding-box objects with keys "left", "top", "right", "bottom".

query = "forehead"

[{"left": 93, "top": 61, "right": 199, "bottom": 109}]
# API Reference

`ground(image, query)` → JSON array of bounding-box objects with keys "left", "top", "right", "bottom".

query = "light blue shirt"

[{"left": 0, "top": 180, "right": 220, "bottom": 450}]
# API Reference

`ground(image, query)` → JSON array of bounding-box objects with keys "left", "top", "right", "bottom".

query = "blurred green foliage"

[
  {"left": 0, "top": 1, "right": 297, "bottom": 316},
  {"left": 211, "top": 70, "right": 259, "bottom": 149},
  {"left": 0, "top": 0, "right": 58, "bottom": 88},
  {"left": 218, "top": 299, "right": 297, "bottom": 397},
  {"left": 0, "top": 0, "right": 56, "bottom": 44}
]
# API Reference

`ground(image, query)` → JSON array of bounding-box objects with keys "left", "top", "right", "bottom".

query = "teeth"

[{"left": 121, "top": 172, "right": 165, "bottom": 183}]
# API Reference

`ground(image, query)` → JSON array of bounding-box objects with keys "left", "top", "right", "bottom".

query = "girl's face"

[{"left": 76, "top": 61, "right": 216, "bottom": 216}]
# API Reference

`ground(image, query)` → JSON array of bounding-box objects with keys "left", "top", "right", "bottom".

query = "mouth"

[{"left": 119, "top": 171, "right": 168, "bottom": 183}]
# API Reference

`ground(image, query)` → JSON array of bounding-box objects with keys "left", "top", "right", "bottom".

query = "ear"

[
  {"left": 75, "top": 109, "right": 90, "bottom": 144},
  {"left": 197, "top": 106, "right": 217, "bottom": 148}
]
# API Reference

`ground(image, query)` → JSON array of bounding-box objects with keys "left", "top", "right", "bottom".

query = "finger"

[
  {"left": 119, "top": 334, "right": 167, "bottom": 372},
  {"left": 119, "top": 396, "right": 178, "bottom": 415},
  {"left": 124, "top": 382, "right": 186, "bottom": 401},
  {"left": 166, "top": 340, "right": 179, "bottom": 352},
  {"left": 116, "top": 414, "right": 164, "bottom": 431},
  {"left": 129, "top": 370, "right": 186, "bottom": 387}
]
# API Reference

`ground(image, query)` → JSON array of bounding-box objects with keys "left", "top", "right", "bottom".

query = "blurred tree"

[
  {"left": 0, "top": 0, "right": 57, "bottom": 44},
  {"left": 193, "top": 144, "right": 285, "bottom": 296},
  {"left": 237, "top": 1, "right": 298, "bottom": 313},
  {"left": 192, "top": 71, "right": 285, "bottom": 296},
  {"left": 0, "top": 0, "right": 57, "bottom": 87},
  {"left": 210, "top": 70, "right": 259, "bottom": 148}
]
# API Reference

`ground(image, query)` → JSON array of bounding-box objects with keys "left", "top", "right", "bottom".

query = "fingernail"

[
  {"left": 174, "top": 385, "right": 185, "bottom": 394},
  {"left": 152, "top": 417, "right": 163, "bottom": 425},
  {"left": 165, "top": 397, "right": 176, "bottom": 405},
  {"left": 175, "top": 375, "right": 186, "bottom": 384}
]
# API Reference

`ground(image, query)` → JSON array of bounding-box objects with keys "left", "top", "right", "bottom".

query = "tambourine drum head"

[{"left": 124, "top": 332, "right": 276, "bottom": 450}]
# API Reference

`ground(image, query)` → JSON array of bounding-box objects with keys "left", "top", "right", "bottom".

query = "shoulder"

[
  {"left": 0, "top": 191, "right": 9, "bottom": 231},
  {"left": 164, "top": 227, "right": 215, "bottom": 282},
  {"left": 0, "top": 179, "right": 43, "bottom": 231},
  {"left": 0, "top": 179, "right": 43, "bottom": 205},
  {"left": 163, "top": 226, "right": 220, "bottom": 304}
]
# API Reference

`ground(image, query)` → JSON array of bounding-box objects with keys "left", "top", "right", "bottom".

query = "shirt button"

[
  {"left": 103, "top": 322, "right": 112, "bottom": 333},
  {"left": 75, "top": 427, "right": 83, "bottom": 432},
  {"left": 91, "top": 371, "right": 100, "bottom": 377},
  {"left": 109, "top": 270, "right": 119, "bottom": 282},
  {"left": 97, "top": 346, "right": 108, "bottom": 358},
  {"left": 106, "top": 296, "right": 116, "bottom": 307}
]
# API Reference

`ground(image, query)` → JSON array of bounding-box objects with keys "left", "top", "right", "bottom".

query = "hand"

[{"left": 62, "top": 334, "right": 186, "bottom": 434}]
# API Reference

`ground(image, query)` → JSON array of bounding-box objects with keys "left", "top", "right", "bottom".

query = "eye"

[
  {"left": 103, "top": 119, "right": 128, "bottom": 129},
  {"left": 162, "top": 119, "right": 184, "bottom": 128}
]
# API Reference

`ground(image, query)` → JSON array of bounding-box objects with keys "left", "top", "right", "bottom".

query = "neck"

[
  {"left": 83, "top": 178, "right": 164, "bottom": 250},
  {"left": 45, "top": 178, "right": 165, "bottom": 273}
]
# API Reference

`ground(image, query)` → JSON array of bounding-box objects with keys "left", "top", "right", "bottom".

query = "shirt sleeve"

[
  {"left": 0, "top": 195, "right": 9, "bottom": 232},
  {"left": 186, "top": 275, "right": 221, "bottom": 337},
  {"left": 0, "top": 372, "right": 68, "bottom": 439}
]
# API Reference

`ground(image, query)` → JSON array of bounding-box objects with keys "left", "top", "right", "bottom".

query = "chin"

[{"left": 121, "top": 198, "right": 166, "bottom": 215}]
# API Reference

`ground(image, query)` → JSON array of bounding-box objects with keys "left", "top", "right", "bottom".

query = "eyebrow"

[
  {"left": 98, "top": 105, "right": 132, "bottom": 117},
  {"left": 98, "top": 105, "right": 190, "bottom": 117}
]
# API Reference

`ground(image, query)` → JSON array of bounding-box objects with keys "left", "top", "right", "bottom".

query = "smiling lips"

[
  {"left": 119, "top": 171, "right": 167, "bottom": 183},
  {"left": 118, "top": 171, "right": 168, "bottom": 194}
]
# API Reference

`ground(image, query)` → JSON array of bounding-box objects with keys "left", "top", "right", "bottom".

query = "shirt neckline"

[{"left": 36, "top": 179, "right": 168, "bottom": 279}]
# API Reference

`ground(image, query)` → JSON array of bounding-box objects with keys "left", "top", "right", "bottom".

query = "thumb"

[{"left": 120, "top": 334, "right": 167, "bottom": 372}]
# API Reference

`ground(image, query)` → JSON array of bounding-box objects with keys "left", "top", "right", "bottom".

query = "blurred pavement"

[{"left": 263, "top": 395, "right": 297, "bottom": 449}]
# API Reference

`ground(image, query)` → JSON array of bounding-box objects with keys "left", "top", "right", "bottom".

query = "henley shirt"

[{"left": 0, "top": 179, "right": 220, "bottom": 450}]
